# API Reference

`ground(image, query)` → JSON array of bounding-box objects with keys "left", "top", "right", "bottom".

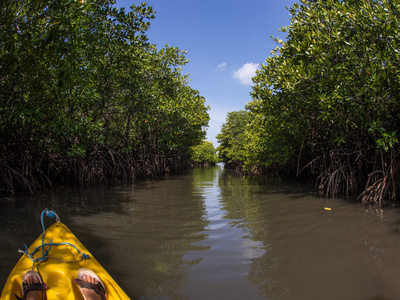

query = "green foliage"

[
  {"left": 219, "top": 0, "right": 400, "bottom": 202},
  {"left": 0, "top": 0, "right": 209, "bottom": 193},
  {"left": 253, "top": 0, "right": 400, "bottom": 156},
  {"left": 190, "top": 141, "right": 217, "bottom": 164},
  {"left": 217, "top": 111, "right": 252, "bottom": 164}
]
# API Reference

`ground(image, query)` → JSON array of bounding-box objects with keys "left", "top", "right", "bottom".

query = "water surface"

[{"left": 1, "top": 165, "right": 400, "bottom": 299}]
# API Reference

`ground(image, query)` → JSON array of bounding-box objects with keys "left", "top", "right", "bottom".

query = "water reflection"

[
  {"left": 68, "top": 176, "right": 212, "bottom": 299},
  {"left": 216, "top": 169, "right": 400, "bottom": 300},
  {"left": 181, "top": 166, "right": 267, "bottom": 299},
  {"left": 1, "top": 166, "right": 400, "bottom": 299}
]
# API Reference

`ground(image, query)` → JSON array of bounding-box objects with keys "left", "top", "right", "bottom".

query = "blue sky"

[{"left": 117, "top": 0, "right": 298, "bottom": 146}]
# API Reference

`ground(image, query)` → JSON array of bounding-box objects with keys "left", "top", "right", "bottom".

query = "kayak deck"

[{"left": 1, "top": 221, "right": 130, "bottom": 300}]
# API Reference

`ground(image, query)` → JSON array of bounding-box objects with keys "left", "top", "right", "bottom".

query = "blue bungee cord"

[
  {"left": 19, "top": 209, "right": 90, "bottom": 265},
  {"left": 40, "top": 209, "right": 60, "bottom": 257}
]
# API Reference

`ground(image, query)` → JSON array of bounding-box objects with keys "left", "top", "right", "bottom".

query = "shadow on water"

[{"left": 1, "top": 165, "right": 400, "bottom": 299}]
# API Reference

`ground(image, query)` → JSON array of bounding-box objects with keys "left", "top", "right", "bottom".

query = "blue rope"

[
  {"left": 20, "top": 209, "right": 90, "bottom": 264},
  {"left": 40, "top": 209, "right": 60, "bottom": 257}
]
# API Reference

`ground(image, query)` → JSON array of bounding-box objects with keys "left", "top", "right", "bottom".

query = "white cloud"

[
  {"left": 233, "top": 63, "right": 260, "bottom": 85},
  {"left": 216, "top": 62, "right": 227, "bottom": 71}
]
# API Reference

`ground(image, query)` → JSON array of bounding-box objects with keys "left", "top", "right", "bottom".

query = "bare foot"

[
  {"left": 79, "top": 274, "right": 105, "bottom": 300},
  {"left": 23, "top": 271, "right": 45, "bottom": 300}
]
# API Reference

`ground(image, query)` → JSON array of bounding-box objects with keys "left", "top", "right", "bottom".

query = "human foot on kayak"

[
  {"left": 75, "top": 268, "right": 106, "bottom": 300},
  {"left": 21, "top": 270, "right": 47, "bottom": 300}
]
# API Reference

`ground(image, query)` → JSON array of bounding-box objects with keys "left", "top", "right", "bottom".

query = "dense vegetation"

[
  {"left": 190, "top": 141, "right": 218, "bottom": 165},
  {"left": 217, "top": 0, "right": 400, "bottom": 204},
  {"left": 216, "top": 111, "right": 251, "bottom": 171},
  {"left": 0, "top": 0, "right": 210, "bottom": 195}
]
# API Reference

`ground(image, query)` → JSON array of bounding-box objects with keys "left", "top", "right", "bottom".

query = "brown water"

[{"left": 1, "top": 165, "right": 400, "bottom": 299}]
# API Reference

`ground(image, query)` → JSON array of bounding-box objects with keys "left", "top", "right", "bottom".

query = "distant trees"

[
  {"left": 190, "top": 141, "right": 217, "bottom": 165},
  {"left": 0, "top": 0, "right": 209, "bottom": 194},
  {"left": 218, "top": 0, "right": 400, "bottom": 204},
  {"left": 216, "top": 111, "right": 251, "bottom": 170}
]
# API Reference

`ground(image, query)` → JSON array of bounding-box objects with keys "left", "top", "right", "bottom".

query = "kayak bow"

[{"left": 1, "top": 210, "right": 130, "bottom": 300}]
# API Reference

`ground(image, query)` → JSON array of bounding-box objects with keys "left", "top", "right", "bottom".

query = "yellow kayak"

[{"left": 1, "top": 210, "right": 130, "bottom": 300}]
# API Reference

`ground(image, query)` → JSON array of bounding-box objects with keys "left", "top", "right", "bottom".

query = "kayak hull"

[{"left": 1, "top": 222, "right": 130, "bottom": 300}]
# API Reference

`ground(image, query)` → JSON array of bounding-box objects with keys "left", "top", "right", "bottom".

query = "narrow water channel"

[{"left": 1, "top": 164, "right": 400, "bottom": 299}]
